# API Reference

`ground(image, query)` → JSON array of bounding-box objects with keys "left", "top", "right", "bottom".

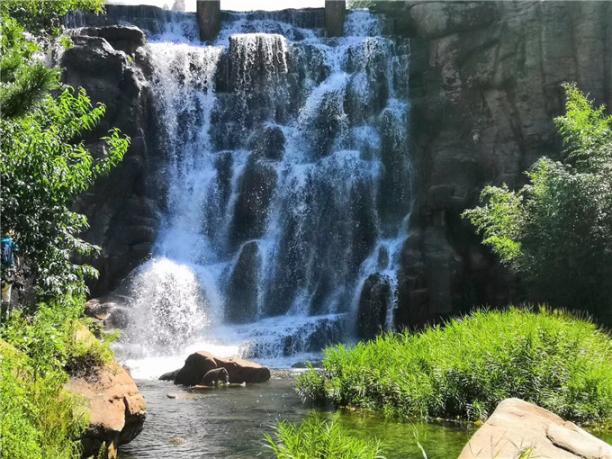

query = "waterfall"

[{"left": 114, "top": 9, "right": 412, "bottom": 376}]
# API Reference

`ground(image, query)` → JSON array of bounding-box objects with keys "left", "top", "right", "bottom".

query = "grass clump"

[
  {"left": 0, "top": 296, "right": 116, "bottom": 459},
  {"left": 265, "top": 413, "right": 384, "bottom": 459},
  {"left": 296, "top": 308, "right": 612, "bottom": 425}
]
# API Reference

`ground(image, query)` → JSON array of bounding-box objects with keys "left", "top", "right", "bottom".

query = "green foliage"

[
  {"left": 0, "top": 342, "right": 87, "bottom": 459},
  {"left": 296, "top": 308, "right": 612, "bottom": 425},
  {"left": 265, "top": 413, "right": 384, "bottom": 459},
  {"left": 0, "top": 16, "right": 129, "bottom": 299},
  {"left": 463, "top": 85, "right": 612, "bottom": 319},
  {"left": 0, "top": 0, "right": 104, "bottom": 35},
  {"left": 0, "top": 17, "right": 60, "bottom": 118},
  {"left": 0, "top": 294, "right": 119, "bottom": 459},
  {"left": 1, "top": 86, "right": 129, "bottom": 298}
]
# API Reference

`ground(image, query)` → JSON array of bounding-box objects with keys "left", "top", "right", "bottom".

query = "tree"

[
  {"left": 0, "top": 16, "right": 129, "bottom": 300},
  {"left": 463, "top": 85, "right": 612, "bottom": 321},
  {"left": 0, "top": 0, "right": 103, "bottom": 35}
]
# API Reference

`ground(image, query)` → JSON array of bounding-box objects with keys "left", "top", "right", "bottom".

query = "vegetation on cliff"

[
  {"left": 464, "top": 85, "right": 612, "bottom": 321},
  {"left": 296, "top": 308, "right": 612, "bottom": 425},
  {"left": 0, "top": 14, "right": 128, "bottom": 300},
  {"left": 0, "top": 298, "right": 115, "bottom": 459},
  {"left": 0, "top": 1, "right": 127, "bottom": 458}
]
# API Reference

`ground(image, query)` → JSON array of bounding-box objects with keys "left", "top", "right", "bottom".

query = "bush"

[
  {"left": 0, "top": 342, "right": 88, "bottom": 459},
  {"left": 463, "top": 85, "right": 612, "bottom": 321},
  {"left": 0, "top": 296, "right": 115, "bottom": 459},
  {"left": 296, "top": 308, "right": 612, "bottom": 425},
  {"left": 265, "top": 413, "right": 384, "bottom": 459}
]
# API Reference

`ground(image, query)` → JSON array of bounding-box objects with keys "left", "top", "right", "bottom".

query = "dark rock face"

[
  {"left": 370, "top": 0, "right": 612, "bottom": 327},
  {"left": 357, "top": 273, "right": 391, "bottom": 340},
  {"left": 229, "top": 158, "right": 277, "bottom": 247},
  {"left": 225, "top": 240, "right": 261, "bottom": 324},
  {"left": 62, "top": 26, "right": 159, "bottom": 297},
  {"left": 76, "top": 26, "right": 146, "bottom": 54},
  {"left": 249, "top": 125, "right": 285, "bottom": 161}
]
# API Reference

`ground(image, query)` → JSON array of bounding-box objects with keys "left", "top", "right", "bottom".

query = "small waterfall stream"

[{"left": 113, "top": 9, "right": 412, "bottom": 377}]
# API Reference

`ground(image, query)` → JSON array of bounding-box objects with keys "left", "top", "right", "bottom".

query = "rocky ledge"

[
  {"left": 159, "top": 351, "right": 271, "bottom": 386},
  {"left": 65, "top": 328, "right": 146, "bottom": 459},
  {"left": 459, "top": 398, "right": 612, "bottom": 459}
]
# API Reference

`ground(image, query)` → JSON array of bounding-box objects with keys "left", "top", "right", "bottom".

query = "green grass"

[
  {"left": 296, "top": 307, "right": 612, "bottom": 425},
  {"left": 265, "top": 413, "right": 385, "bottom": 459},
  {"left": 0, "top": 296, "right": 116, "bottom": 459}
]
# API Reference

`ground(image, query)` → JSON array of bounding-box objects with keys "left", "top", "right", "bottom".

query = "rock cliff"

[{"left": 370, "top": 1, "right": 612, "bottom": 326}]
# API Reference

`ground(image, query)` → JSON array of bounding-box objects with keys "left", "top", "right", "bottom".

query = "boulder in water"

[
  {"left": 173, "top": 351, "right": 218, "bottom": 386},
  {"left": 159, "top": 369, "right": 180, "bottom": 381},
  {"left": 458, "top": 398, "right": 612, "bottom": 459},
  {"left": 168, "top": 352, "right": 271, "bottom": 386},
  {"left": 215, "top": 357, "right": 271, "bottom": 384}
]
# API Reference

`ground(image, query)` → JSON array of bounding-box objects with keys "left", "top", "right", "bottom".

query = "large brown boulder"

[
  {"left": 66, "top": 361, "right": 146, "bottom": 459},
  {"left": 173, "top": 351, "right": 218, "bottom": 386},
  {"left": 459, "top": 398, "right": 612, "bottom": 459},
  {"left": 167, "top": 352, "right": 271, "bottom": 386},
  {"left": 215, "top": 357, "right": 271, "bottom": 384}
]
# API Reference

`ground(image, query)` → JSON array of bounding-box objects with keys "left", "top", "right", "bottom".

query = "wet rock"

[
  {"left": 229, "top": 158, "right": 277, "bottom": 247},
  {"left": 159, "top": 369, "right": 180, "bottom": 381},
  {"left": 65, "top": 330, "right": 146, "bottom": 459},
  {"left": 62, "top": 31, "right": 156, "bottom": 297},
  {"left": 200, "top": 367, "right": 229, "bottom": 386},
  {"left": 173, "top": 351, "right": 218, "bottom": 386},
  {"left": 291, "top": 360, "right": 322, "bottom": 369},
  {"left": 357, "top": 273, "right": 391, "bottom": 340},
  {"left": 226, "top": 241, "right": 261, "bottom": 324},
  {"left": 84, "top": 299, "right": 130, "bottom": 329},
  {"left": 458, "top": 398, "right": 612, "bottom": 459},
  {"left": 249, "top": 125, "right": 285, "bottom": 161},
  {"left": 215, "top": 357, "right": 271, "bottom": 384},
  {"left": 170, "top": 351, "right": 271, "bottom": 385},
  {"left": 77, "top": 25, "right": 146, "bottom": 54}
]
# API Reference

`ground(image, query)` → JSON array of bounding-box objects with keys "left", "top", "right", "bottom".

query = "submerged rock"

[
  {"left": 458, "top": 398, "right": 612, "bottom": 459},
  {"left": 167, "top": 351, "right": 271, "bottom": 386}
]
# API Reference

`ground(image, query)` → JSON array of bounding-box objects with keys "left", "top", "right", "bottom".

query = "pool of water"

[{"left": 119, "top": 371, "right": 473, "bottom": 458}]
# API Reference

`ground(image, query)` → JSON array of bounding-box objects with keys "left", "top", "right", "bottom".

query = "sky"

[{"left": 106, "top": 0, "right": 325, "bottom": 11}]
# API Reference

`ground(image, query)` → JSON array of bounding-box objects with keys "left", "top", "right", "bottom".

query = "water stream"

[{"left": 119, "top": 374, "right": 473, "bottom": 458}]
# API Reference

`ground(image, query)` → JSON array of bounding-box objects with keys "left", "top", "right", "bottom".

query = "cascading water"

[{"left": 114, "top": 9, "right": 412, "bottom": 377}]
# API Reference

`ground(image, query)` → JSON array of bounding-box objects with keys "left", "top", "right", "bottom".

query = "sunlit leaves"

[{"left": 463, "top": 86, "right": 612, "bottom": 317}]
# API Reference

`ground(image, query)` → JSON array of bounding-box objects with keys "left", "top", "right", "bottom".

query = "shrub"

[
  {"left": 0, "top": 340, "right": 87, "bottom": 459},
  {"left": 265, "top": 413, "right": 384, "bottom": 459},
  {"left": 296, "top": 308, "right": 612, "bottom": 425},
  {"left": 463, "top": 85, "right": 612, "bottom": 321},
  {"left": 0, "top": 296, "right": 116, "bottom": 458}
]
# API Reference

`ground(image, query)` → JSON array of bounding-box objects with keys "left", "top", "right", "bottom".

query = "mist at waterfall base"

[{"left": 113, "top": 10, "right": 412, "bottom": 379}]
